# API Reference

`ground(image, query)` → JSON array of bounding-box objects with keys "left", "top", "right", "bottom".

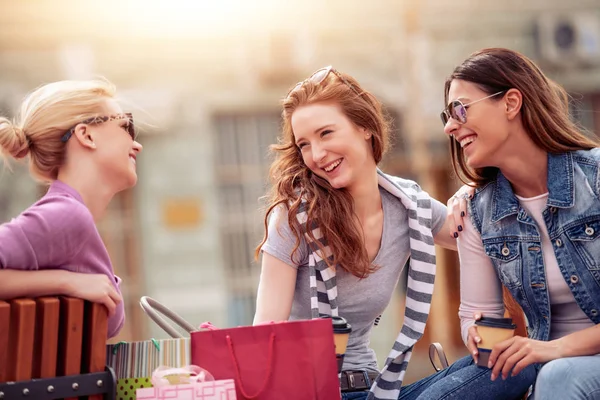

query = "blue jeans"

[
  {"left": 341, "top": 355, "right": 536, "bottom": 400},
  {"left": 533, "top": 356, "right": 600, "bottom": 399}
]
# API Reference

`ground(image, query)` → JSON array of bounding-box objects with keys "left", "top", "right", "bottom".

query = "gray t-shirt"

[{"left": 262, "top": 187, "right": 446, "bottom": 373}]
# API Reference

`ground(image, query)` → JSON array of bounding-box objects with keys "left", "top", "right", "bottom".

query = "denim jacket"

[{"left": 469, "top": 150, "right": 600, "bottom": 341}]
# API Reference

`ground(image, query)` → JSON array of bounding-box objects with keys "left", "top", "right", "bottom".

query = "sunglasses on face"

[
  {"left": 440, "top": 91, "right": 505, "bottom": 126},
  {"left": 60, "top": 112, "right": 136, "bottom": 143},
  {"left": 286, "top": 66, "right": 362, "bottom": 99}
]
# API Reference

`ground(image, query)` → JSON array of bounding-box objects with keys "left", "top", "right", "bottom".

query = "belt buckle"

[
  {"left": 343, "top": 370, "right": 371, "bottom": 391},
  {"left": 345, "top": 371, "right": 356, "bottom": 389}
]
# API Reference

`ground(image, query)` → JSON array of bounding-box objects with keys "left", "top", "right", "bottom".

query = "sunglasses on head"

[
  {"left": 286, "top": 66, "right": 362, "bottom": 99},
  {"left": 440, "top": 91, "right": 505, "bottom": 126},
  {"left": 61, "top": 112, "right": 136, "bottom": 143}
]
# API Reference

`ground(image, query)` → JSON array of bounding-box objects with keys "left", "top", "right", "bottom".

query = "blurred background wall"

[{"left": 1, "top": 0, "right": 599, "bottom": 383}]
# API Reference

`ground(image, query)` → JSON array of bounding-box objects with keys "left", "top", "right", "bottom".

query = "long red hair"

[{"left": 255, "top": 70, "right": 391, "bottom": 278}]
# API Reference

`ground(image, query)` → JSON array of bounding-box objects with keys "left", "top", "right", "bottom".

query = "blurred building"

[{"left": 0, "top": 0, "right": 599, "bottom": 383}]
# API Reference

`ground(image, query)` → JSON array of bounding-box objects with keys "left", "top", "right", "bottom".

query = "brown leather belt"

[{"left": 340, "top": 370, "right": 380, "bottom": 392}]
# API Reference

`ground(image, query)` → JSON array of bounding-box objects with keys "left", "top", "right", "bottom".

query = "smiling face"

[
  {"left": 90, "top": 99, "right": 143, "bottom": 190},
  {"left": 291, "top": 101, "right": 375, "bottom": 192},
  {"left": 443, "top": 80, "right": 509, "bottom": 169}
]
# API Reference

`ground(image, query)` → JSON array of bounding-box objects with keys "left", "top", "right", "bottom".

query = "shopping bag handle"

[
  {"left": 429, "top": 342, "right": 449, "bottom": 372},
  {"left": 226, "top": 333, "right": 276, "bottom": 399},
  {"left": 139, "top": 296, "right": 196, "bottom": 338}
]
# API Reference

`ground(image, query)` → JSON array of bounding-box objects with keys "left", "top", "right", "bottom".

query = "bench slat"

[
  {"left": 1, "top": 296, "right": 112, "bottom": 400},
  {"left": 57, "top": 297, "right": 84, "bottom": 400},
  {"left": 7, "top": 299, "right": 36, "bottom": 382},
  {"left": 83, "top": 302, "right": 109, "bottom": 400},
  {"left": 0, "top": 301, "right": 10, "bottom": 382},
  {"left": 32, "top": 297, "right": 60, "bottom": 379}
]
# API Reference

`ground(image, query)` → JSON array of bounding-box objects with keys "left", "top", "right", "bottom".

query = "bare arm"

[
  {"left": 0, "top": 269, "right": 122, "bottom": 316},
  {"left": 555, "top": 324, "right": 600, "bottom": 358},
  {"left": 433, "top": 217, "right": 457, "bottom": 251},
  {"left": 430, "top": 195, "right": 458, "bottom": 251},
  {"left": 0, "top": 269, "right": 71, "bottom": 299},
  {"left": 253, "top": 252, "right": 297, "bottom": 325}
]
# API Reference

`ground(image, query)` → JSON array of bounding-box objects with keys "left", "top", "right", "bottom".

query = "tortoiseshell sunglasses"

[{"left": 60, "top": 113, "right": 136, "bottom": 143}]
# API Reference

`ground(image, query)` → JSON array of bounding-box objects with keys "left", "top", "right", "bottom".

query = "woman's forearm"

[
  {"left": 556, "top": 324, "right": 600, "bottom": 358},
  {"left": 0, "top": 269, "right": 72, "bottom": 299},
  {"left": 433, "top": 218, "right": 458, "bottom": 251}
]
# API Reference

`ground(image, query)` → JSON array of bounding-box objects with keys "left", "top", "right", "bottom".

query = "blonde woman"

[{"left": 0, "top": 80, "right": 142, "bottom": 338}]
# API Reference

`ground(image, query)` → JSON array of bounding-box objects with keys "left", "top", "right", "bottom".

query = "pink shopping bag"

[
  {"left": 136, "top": 380, "right": 236, "bottom": 400},
  {"left": 191, "top": 319, "right": 340, "bottom": 400},
  {"left": 136, "top": 365, "right": 237, "bottom": 400}
]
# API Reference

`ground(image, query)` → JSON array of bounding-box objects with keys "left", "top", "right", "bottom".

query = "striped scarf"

[{"left": 296, "top": 170, "right": 437, "bottom": 400}]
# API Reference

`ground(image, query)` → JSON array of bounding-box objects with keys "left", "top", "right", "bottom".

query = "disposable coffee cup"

[
  {"left": 325, "top": 316, "right": 352, "bottom": 373},
  {"left": 474, "top": 317, "right": 516, "bottom": 368}
]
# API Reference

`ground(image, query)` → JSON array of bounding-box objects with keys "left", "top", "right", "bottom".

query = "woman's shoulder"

[
  {"left": 36, "top": 191, "right": 93, "bottom": 222},
  {"left": 19, "top": 189, "right": 95, "bottom": 240},
  {"left": 378, "top": 172, "right": 421, "bottom": 189},
  {"left": 572, "top": 148, "right": 600, "bottom": 165}
]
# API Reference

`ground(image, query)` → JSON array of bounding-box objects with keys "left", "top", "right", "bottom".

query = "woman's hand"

[
  {"left": 488, "top": 336, "right": 561, "bottom": 381},
  {"left": 447, "top": 184, "right": 475, "bottom": 238},
  {"left": 466, "top": 313, "right": 483, "bottom": 363},
  {"left": 64, "top": 273, "right": 122, "bottom": 316}
]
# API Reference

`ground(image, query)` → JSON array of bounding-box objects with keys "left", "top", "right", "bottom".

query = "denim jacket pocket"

[
  {"left": 484, "top": 240, "right": 522, "bottom": 288},
  {"left": 566, "top": 219, "right": 600, "bottom": 271}
]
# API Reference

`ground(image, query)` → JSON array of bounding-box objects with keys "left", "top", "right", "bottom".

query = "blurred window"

[{"left": 213, "top": 112, "right": 280, "bottom": 326}]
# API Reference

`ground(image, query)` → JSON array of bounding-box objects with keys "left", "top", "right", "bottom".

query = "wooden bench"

[{"left": 0, "top": 297, "right": 116, "bottom": 399}]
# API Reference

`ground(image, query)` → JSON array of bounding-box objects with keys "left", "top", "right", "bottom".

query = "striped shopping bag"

[{"left": 106, "top": 338, "right": 190, "bottom": 400}]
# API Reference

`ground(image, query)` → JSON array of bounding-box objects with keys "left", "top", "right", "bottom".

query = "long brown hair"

[
  {"left": 255, "top": 70, "right": 391, "bottom": 278},
  {"left": 445, "top": 48, "right": 600, "bottom": 187},
  {"left": 446, "top": 48, "right": 600, "bottom": 334}
]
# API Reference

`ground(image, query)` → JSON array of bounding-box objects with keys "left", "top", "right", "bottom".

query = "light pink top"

[{"left": 458, "top": 193, "right": 593, "bottom": 343}]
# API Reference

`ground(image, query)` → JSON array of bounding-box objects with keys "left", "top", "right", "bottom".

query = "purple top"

[{"left": 0, "top": 180, "right": 125, "bottom": 338}]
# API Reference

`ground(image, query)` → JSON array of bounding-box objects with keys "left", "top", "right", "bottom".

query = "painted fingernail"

[
  {"left": 475, "top": 337, "right": 481, "bottom": 343},
  {"left": 453, "top": 232, "right": 458, "bottom": 238},
  {"left": 458, "top": 225, "right": 463, "bottom": 232},
  {"left": 460, "top": 211, "right": 465, "bottom": 217},
  {"left": 488, "top": 361, "right": 493, "bottom": 368},
  {"left": 490, "top": 373, "right": 496, "bottom": 381}
]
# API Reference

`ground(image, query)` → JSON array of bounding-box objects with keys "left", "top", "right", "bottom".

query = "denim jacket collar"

[{"left": 490, "top": 152, "right": 575, "bottom": 223}]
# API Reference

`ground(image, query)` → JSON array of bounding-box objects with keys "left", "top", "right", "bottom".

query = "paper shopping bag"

[
  {"left": 191, "top": 319, "right": 339, "bottom": 400},
  {"left": 136, "top": 379, "right": 237, "bottom": 400},
  {"left": 136, "top": 364, "right": 237, "bottom": 400},
  {"left": 106, "top": 338, "right": 190, "bottom": 400}
]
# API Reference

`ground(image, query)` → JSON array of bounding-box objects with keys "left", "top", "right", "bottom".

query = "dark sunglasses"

[
  {"left": 286, "top": 66, "right": 362, "bottom": 99},
  {"left": 440, "top": 91, "right": 505, "bottom": 126},
  {"left": 60, "top": 112, "right": 136, "bottom": 143}
]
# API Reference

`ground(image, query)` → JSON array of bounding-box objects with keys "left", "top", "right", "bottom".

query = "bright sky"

[{"left": 95, "top": 0, "right": 287, "bottom": 36}]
